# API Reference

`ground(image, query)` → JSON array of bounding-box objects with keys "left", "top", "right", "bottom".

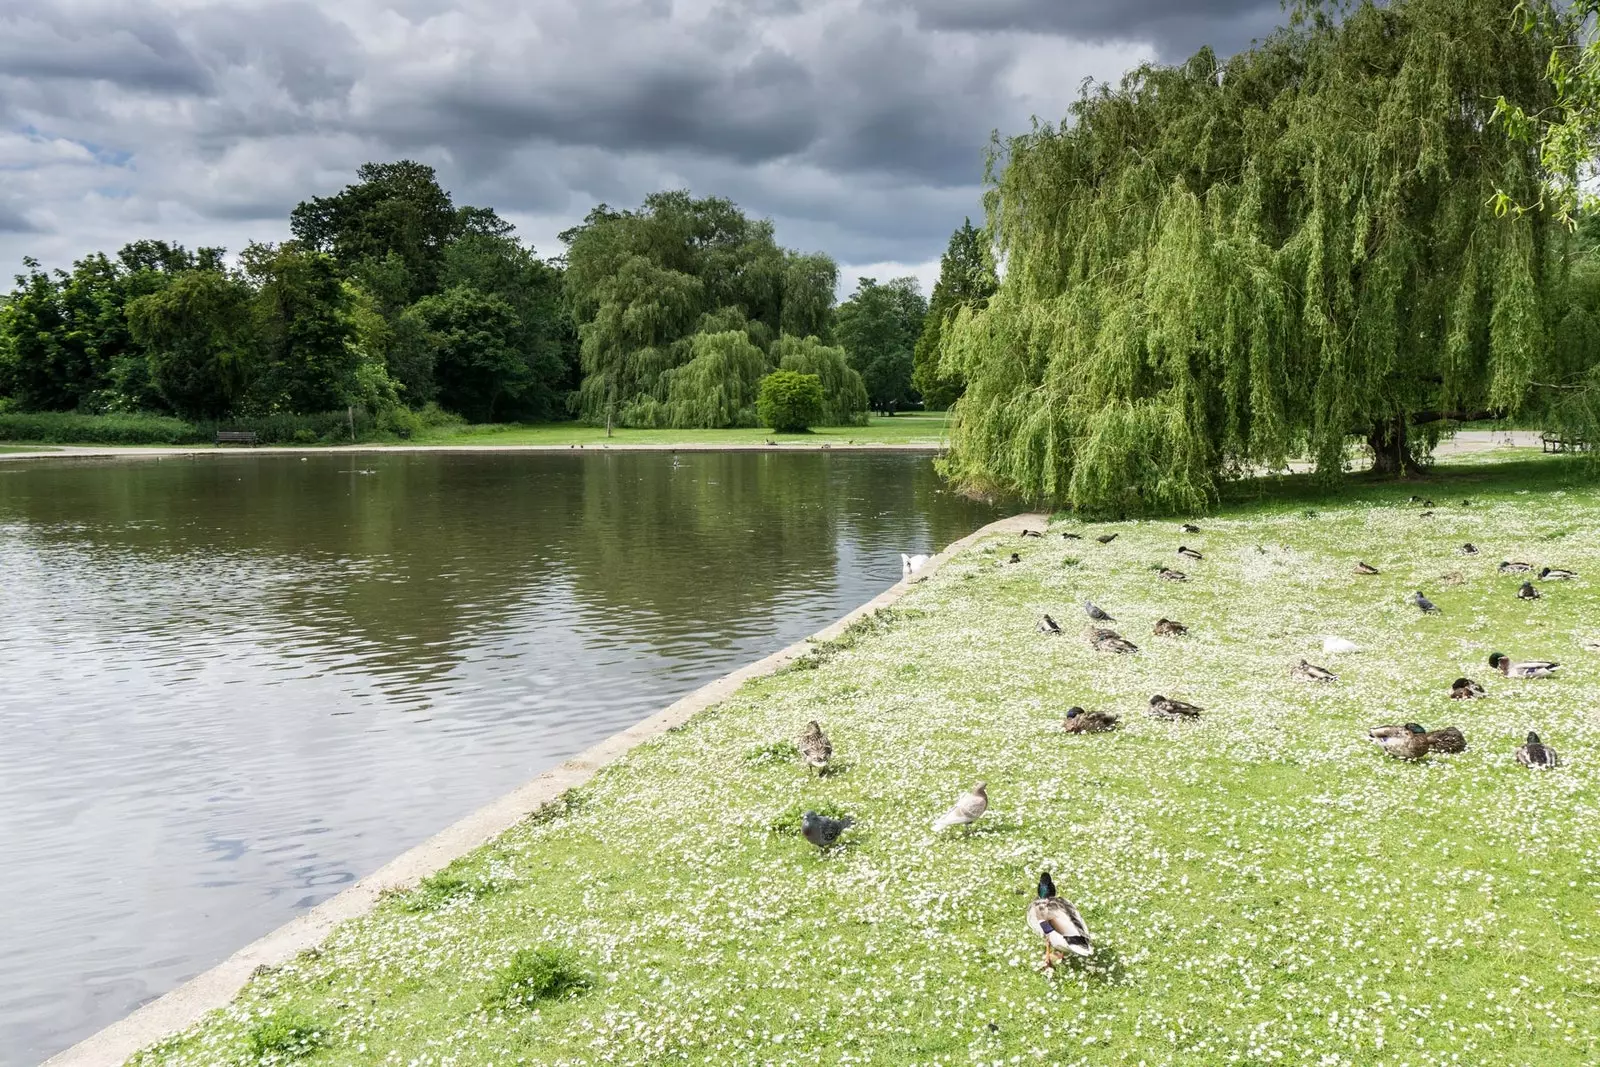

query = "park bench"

[
  {"left": 215, "top": 430, "right": 259, "bottom": 447},
  {"left": 1541, "top": 431, "right": 1591, "bottom": 454}
]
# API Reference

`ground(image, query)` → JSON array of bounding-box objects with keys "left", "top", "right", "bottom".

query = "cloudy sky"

[{"left": 0, "top": 0, "right": 1283, "bottom": 296}]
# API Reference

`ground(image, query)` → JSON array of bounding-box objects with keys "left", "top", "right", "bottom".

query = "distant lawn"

[
  {"left": 407, "top": 411, "right": 951, "bottom": 447},
  {"left": 129, "top": 454, "right": 1600, "bottom": 1067},
  {"left": 0, "top": 444, "right": 59, "bottom": 454}
]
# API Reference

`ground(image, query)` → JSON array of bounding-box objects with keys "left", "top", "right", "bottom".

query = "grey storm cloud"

[{"left": 0, "top": 0, "right": 1282, "bottom": 282}]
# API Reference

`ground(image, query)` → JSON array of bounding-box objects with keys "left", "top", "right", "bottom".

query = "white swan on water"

[{"left": 902, "top": 553, "right": 930, "bottom": 577}]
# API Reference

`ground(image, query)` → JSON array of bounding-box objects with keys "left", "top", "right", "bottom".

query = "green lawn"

[
  {"left": 407, "top": 411, "right": 951, "bottom": 447},
  {"left": 0, "top": 444, "right": 56, "bottom": 453},
  {"left": 132, "top": 457, "right": 1600, "bottom": 1066}
]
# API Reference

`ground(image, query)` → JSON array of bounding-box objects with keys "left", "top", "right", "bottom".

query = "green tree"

[
  {"left": 243, "top": 242, "right": 358, "bottom": 413},
  {"left": 834, "top": 276, "right": 926, "bottom": 414},
  {"left": 757, "top": 369, "right": 825, "bottom": 432},
  {"left": 645, "top": 329, "right": 769, "bottom": 428},
  {"left": 127, "top": 268, "right": 257, "bottom": 419},
  {"left": 772, "top": 335, "right": 868, "bottom": 425},
  {"left": 401, "top": 286, "right": 527, "bottom": 421},
  {"left": 942, "top": 0, "right": 1567, "bottom": 513},
  {"left": 913, "top": 219, "right": 997, "bottom": 409}
]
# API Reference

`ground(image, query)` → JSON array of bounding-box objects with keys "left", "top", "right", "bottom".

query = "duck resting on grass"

[
  {"left": 932, "top": 783, "right": 988, "bottom": 832},
  {"left": 1061, "top": 532, "right": 1082, "bottom": 541},
  {"left": 1038, "top": 614, "right": 1063, "bottom": 635},
  {"left": 1498, "top": 560, "right": 1533, "bottom": 574},
  {"left": 1159, "top": 568, "right": 1189, "bottom": 582},
  {"left": 1026, "top": 872, "right": 1092, "bottom": 970},
  {"left": 1148, "top": 694, "right": 1202, "bottom": 720},
  {"left": 1090, "top": 628, "right": 1139, "bottom": 654},
  {"left": 1518, "top": 580, "right": 1541, "bottom": 600},
  {"left": 1540, "top": 566, "right": 1577, "bottom": 580},
  {"left": 1422, "top": 725, "right": 1466, "bottom": 753},
  {"left": 1449, "top": 677, "right": 1486, "bottom": 699},
  {"left": 1291, "top": 659, "right": 1337, "bottom": 682},
  {"left": 1460, "top": 543, "right": 1480, "bottom": 555},
  {"left": 1020, "top": 529, "right": 1043, "bottom": 538},
  {"left": 1516, "top": 732, "right": 1561, "bottom": 769},
  {"left": 1177, "top": 545, "right": 1203, "bottom": 561},
  {"left": 1181, "top": 523, "right": 1201, "bottom": 533},
  {"left": 796, "top": 720, "right": 832, "bottom": 773},
  {"left": 801, "top": 810, "right": 853, "bottom": 849},
  {"left": 1153, "top": 618, "right": 1188, "bottom": 636},
  {"left": 1488, "top": 652, "right": 1561, "bottom": 678},
  {"left": 1063, "top": 707, "right": 1119, "bottom": 733},
  {"left": 1354, "top": 561, "right": 1381, "bottom": 575},
  {"left": 1007, "top": 552, "right": 1022, "bottom": 564},
  {"left": 1369, "top": 723, "right": 1431, "bottom": 760}
]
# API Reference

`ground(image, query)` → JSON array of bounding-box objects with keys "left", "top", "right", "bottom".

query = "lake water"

[{"left": 0, "top": 450, "right": 999, "bottom": 1066}]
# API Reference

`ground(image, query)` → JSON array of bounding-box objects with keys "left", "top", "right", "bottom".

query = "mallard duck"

[
  {"left": 1516, "top": 731, "right": 1561, "bottom": 769},
  {"left": 1517, "top": 580, "right": 1541, "bottom": 600},
  {"left": 801, "top": 810, "right": 853, "bottom": 848},
  {"left": 1412, "top": 591, "right": 1441, "bottom": 613},
  {"left": 1159, "top": 567, "right": 1188, "bottom": 582},
  {"left": 1153, "top": 618, "right": 1188, "bottom": 636},
  {"left": 1090, "top": 628, "right": 1139, "bottom": 654},
  {"left": 1370, "top": 722, "right": 1430, "bottom": 760},
  {"left": 1181, "top": 523, "right": 1201, "bottom": 533},
  {"left": 1063, "top": 707, "right": 1118, "bottom": 733},
  {"left": 796, "top": 720, "right": 832, "bottom": 773},
  {"left": 1449, "top": 677, "right": 1485, "bottom": 699},
  {"left": 1498, "top": 560, "right": 1533, "bottom": 574},
  {"left": 1061, "top": 532, "right": 1082, "bottom": 541},
  {"left": 1026, "top": 872, "right": 1092, "bottom": 968},
  {"left": 1177, "top": 545, "right": 1203, "bottom": 561},
  {"left": 1291, "top": 659, "right": 1337, "bottom": 682},
  {"left": 1354, "top": 561, "right": 1381, "bottom": 575},
  {"left": 1007, "top": 552, "right": 1022, "bottom": 564},
  {"left": 1083, "top": 600, "right": 1115, "bottom": 622},
  {"left": 1420, "top": 510, "right": 1435, "bottom": 518},
  {"left": 1423, "top": 499, "right": 1436, "bottom": 508},
  {"left": 1038, "top": 614, "right": 1063, "bottom": 635},
  {"left": 1095, "top": 533, "right": 1118, "bottom": 544},
  {"left": 1539, "top": 567, "right": 1577, "bottom": 580},
  {"left": 1424, "top": 725, "right": 1466, "bottom": 753},
  {"left": 1020, "top": 529, "right": 1043, "bottom": 539},
  {"left": 931, "top": 782, "right": 988, "bottom": 832},
  {"left": 1148, "top": 694, "right": 1202, "bottom": 719},
  {"left": 1460, "top": 543, "right": 1480, "bottom": 555},
  {"left": 1488, "top": 652, "right": 1561, "bottom": 678}
]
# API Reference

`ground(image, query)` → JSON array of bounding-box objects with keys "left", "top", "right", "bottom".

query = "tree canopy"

[
  {"left": 913, "top": 219, "right": 997, "bottom": 410},
  {"left": 940, "top": 0, "right": 1582, "bottom": 513},
  {"left": 835, "top": 276, "right": 926, "bottom": 414}
]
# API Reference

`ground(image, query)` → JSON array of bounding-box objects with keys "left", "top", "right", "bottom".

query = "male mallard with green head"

[
  {"left": 1370, "top": 722, "right": 1431, "bottom": 760},
  {"left": 1177, "top": 546, "right": 1203, "bottom": 561},
  {"left": 1488, "top": 652, "right": 1561, "bottom": 678},
  {"left": 1540, "top": 566, "right": 1577, "bottom": 580},
  {"left": 1449, "top": 677, "right": 1485, "bottom": 699},
  {"left": 1499, "top": 560, "right": 1533, "bottom": 574},
  {"left": 1063, "top": 707, "right": 1118, "bottom": 733},
  {"left": 1026, "top": 871, "right": 1092, "bottom": 970},
  {"left": 1516, "top": 732, "right": 1561, "bottom": 769}
]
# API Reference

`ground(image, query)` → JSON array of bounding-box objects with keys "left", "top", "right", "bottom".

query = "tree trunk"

[{"left": 1367, "top": 415, "right": 1422, "bottom": 476}]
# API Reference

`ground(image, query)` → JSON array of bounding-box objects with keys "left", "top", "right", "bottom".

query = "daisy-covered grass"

[{"left": 131, "top": 457, "right": 1600, "bottom": 1066}]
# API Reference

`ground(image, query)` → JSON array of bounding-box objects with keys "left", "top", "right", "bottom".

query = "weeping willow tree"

[
  {"left": 773, "top": 335, "right": 869, "bottom": 425},
  {"left": 941, "top": 0, "right": 1578, "bottom": 513}
]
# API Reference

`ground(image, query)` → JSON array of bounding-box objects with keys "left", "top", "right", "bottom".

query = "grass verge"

[{"left": 131, "top": 457, "right": 1600, "bottom": 1066}]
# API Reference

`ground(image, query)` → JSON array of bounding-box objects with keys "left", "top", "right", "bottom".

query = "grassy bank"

[
  {"left": 131, "top": 457, "right": 1599, "bottom": 1067},
  {"left": 404, "top": 411, "right": 950, "bottom": 447}
]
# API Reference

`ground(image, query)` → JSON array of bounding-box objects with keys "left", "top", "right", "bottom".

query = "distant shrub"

[
  {"left": 243, "top": 1009, "right": 325, "bottom": 1062},
  {"left": 758, "top": 370, "right": 825, "bottom": 433},
  {"left": 0, "top": 411, "right": 205, "bottom": 444},
  {"left": 484, "top": 948, "right": 590, "bottom": 1011}
]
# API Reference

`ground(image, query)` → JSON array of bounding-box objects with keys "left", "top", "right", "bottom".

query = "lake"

[{"left": 0, "top": 449, "right": 1000, "bottom": 1065}]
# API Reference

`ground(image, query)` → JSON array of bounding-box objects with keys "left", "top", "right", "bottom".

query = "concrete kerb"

[{"left": 44, "top": 509, "right": 1048, "bottom": 1067}]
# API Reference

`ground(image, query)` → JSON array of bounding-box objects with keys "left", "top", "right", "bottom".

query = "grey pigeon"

[
  {"left": 801, "top": 810, "right": 853, "bottom": 848},
  {"left": 1095, "top": 533, "right": 1117, "bottom": 544},
  {"left": 931, "top": 782, "right": 988, "bottom": 832},
  {"left": 1412, "top": 591, "right": 1440, "bottom": 614},
  {"left": 1038, "top": 613, "right": 1063, "bottom": 635},
  {"left": 1083, "top": 600, "right": 1115, "bottom": 623}
]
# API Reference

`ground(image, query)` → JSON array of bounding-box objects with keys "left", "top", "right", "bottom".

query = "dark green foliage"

[
  {"left": 771, "top": 335, "right": 868, "bottom": 425},
  {"left": 483, "top": 948, "right": 590, "bottom": 1011},
  {"left": 242, "top": 1009, "right": 325, "bottom": 1062},
  {"left": 244, "top": 243, "right": 360, "bottom": 414},
  {"left": 402, "top": 286, "right": 528, "bottom": 422},
  {"left": 562, "top": 191, "right": 838, "bottom": 426},
  {"left": 128, "top": 269, "right": 256, "bottom": 420},
  {"left": 757, "top": 369, "right": 826, "bottom": 432},
  {"left": 913, "top": 219, "right": 997, "bottom": 409},
  {"left": 834, "top": 277, "right": 926, "bottom": 414},
  {"left": 943, "top": 0, "right": 1576, "bottom": 513},
  {"left": 0, "top": 411, "right": 206, "bottom": 444}
]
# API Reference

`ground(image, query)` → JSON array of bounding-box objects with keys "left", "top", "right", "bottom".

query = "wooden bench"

[
  {"left": 1541, "top": 431, "right": 1591, "bottom": 454},
  {"left": 215, "top": 430, "right": 259, "bottom": 446}
]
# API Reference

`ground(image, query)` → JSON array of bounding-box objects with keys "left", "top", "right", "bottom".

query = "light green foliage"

[
  {"left": 771, "top": 334, "right": 868, "bottom": 425},
  {"left": 756, "top": 369, "right": 825, "bottom": 432},
  {"left": 127, "top": 457, "right": 1600, "bottom": 1066},
  {"left": 483, "top": 948, "right": 591, "bottom": 1012},
  {"left": 943, "top": 0, "right": 1571, "bottom": 513},
  {"left": 563, "top": 192, "right": 839, "bottom": 425},
  {"left": 912, "top": 218, "right": 997, "bottom": 409},
  {"left": 834, "top": 275, "right": 926, "bottom": 413},
  {"left": 242, "top": 1009, "right": 324, "bottom": 1063},
  {"left": 645, "top": 329, "right": 769, "bottom": 428}
]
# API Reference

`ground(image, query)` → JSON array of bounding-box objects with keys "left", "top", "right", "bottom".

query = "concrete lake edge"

[{"left": 43, "top": 509, "right": 1046, "bottom": 1067}]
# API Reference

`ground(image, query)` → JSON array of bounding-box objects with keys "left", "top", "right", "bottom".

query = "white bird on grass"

[
  {"left": 931, "top": 782, "right": 988, "bottom": 832},
  {"left": 901, "top": 553, "right": 930, "bottom": 577},
  {"left": 1320, "top": 635, "right": 1360, "bottom": 654}
]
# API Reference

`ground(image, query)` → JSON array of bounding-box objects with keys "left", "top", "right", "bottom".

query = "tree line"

[{"left": 0, "top": 166, "right": 995, "bottom": 435}]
